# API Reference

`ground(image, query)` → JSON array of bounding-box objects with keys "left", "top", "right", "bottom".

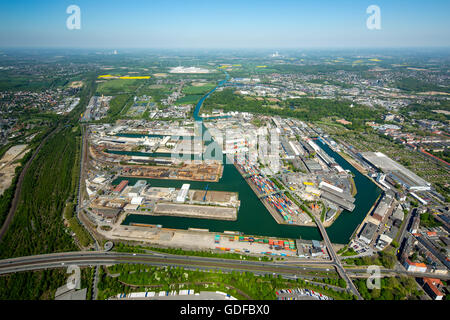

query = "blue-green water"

[{"left": 119, "top": 74, "right": 381, "bottom": 244}]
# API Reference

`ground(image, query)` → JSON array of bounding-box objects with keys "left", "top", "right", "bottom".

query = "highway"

[
  {"left": 1, "top": 251, "right": 449, "bottom": 282},
  {"left": 0, "top": 251, "right": 336, "bottom": 275}
]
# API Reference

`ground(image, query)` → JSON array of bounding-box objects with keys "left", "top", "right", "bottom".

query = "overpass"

[
  {"left": 1, "top": 251, "right": 449, "bottom": 282},
  {"left": 287, "top": 190, "right": 364, "bottom": 300}
]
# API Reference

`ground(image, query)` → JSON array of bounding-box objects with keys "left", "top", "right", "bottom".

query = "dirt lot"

[
  {"left": 153, "top": 202, "right": 237, "bottom": 220},
  {"left": 192, "top": 190, "right": 233, "bottom": 203},
  {"left": 68, "top": 81, "right": 83, "bottom": 88},
  {"left": 0, "top": 144, "right": 28, "bottom": 195}
]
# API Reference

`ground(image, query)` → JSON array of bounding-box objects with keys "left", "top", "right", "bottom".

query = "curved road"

[{"left": 289, "top": 191, "right": 363, "bottom": 299}]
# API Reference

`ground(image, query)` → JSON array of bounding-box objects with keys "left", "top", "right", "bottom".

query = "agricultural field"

[
  {"left": 96, "top": 79, "right": 145, "bottom": 95},
  {"left": 176, "top": 94, "right": 203, "bottom": 105},
  {"left": 182, "top": 83, "right": 215, "bottom": 95}
]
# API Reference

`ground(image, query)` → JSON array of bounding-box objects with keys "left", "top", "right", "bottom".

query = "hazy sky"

[{"left": 0, "top": 0, "right": 449, "bottom": 48}]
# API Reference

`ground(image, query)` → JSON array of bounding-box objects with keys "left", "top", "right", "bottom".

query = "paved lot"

[
  {"left": 107, "top": 226, "right": 295, "bottom": 257},
  {"left": 276, "top": 288, "right": 332, "bottom": 300},
  {"left": 112, "top": 291, "right": 236, "bottom": 300}
]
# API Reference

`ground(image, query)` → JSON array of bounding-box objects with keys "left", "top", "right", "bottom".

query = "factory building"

[
  {"left": 372, "top": 193, "right": 393, "bottom": 222},
  {"left": 319, "top": 181, "right": 355, "bottom": 212},
  {"left": 303, "top": 159, "right": 323, "bottom": 173},
  {"left": 319, "top": 181, "right": 355, "bottom": 203},
  {"left": 320, "top": 192, "right": 355, "bottom": 211},
  {"left": 360, "top": 152, "right": 431, "bottom": 191},
  {"left": 324, "top": 203, "right": 339, "bottom": 222},
  {"left": 280, "top": 138, "right": 296, "bottom": 159},
  {"left": 376, "top": 226, "right": 399, "bottom": 250},
  {"left": 127, "top": 180, "right": 147, "bottom": 198},
  {"left": 299, "top": 140, "right": 315, "bottom": 155}
]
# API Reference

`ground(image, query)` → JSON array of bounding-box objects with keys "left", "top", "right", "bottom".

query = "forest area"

[{"left": 202, "top": 88, "right": 381, "bottom": 129}]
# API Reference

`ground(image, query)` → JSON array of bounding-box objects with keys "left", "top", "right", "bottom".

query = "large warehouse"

[{"left": 360, "top": 152, "right": 431, "bottom": 191}]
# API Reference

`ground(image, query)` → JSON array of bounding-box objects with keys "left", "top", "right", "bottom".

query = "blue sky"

[{"left": 0, "top": 0, "right": 449, "bottom": 48}]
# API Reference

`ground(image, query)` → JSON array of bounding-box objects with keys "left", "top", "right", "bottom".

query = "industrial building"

[
  {"left": 375, "top": 226, "right": 399, "bottom": 250},
  {"left": 371, "top": 193, "right": 393, "bottom": 222},
  {"left": 303, "top": 159, "right": 323, "bottom": 173},
  {"left": 127, "top": 180, "right": 147, "bottom": 198},
  {"left": 113, "top": 180, "right": 128, "bottom": 193},
  {"left": 360, "top": 152, "right": 431, "bottom": 191},
  {"left": 359, "top": 222, "right": 377, "bottom": 244},
  {"left": 319, "top": 181, "right": 355, "bottom": 208},
  {"left": 320, "top": 190, "right": 355, "bottom": 212},
  {"left": 324, "top": 204, "right": 338, "bottom": 222},
  {"left": 176, "top": 184, "right": 190, "bottom": 203}
]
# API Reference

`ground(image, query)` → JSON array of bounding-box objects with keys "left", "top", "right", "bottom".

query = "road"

[
  {"left": 399, "top": 208, "right": 415, "bottom": 241},
  {"left": 0, "top": 251, "right": 335, "bottom": 276},
  {"left": 76, "top": 124, "right": 99, "bottom": 250},
  {"left": 77, "top": 124, "right": 101, "bottom": 299},
  {"left": 313, "top": 215, "right": 364, "bottom": 299},
  {"left": 416, "top": 234, "right": 450, "bottom": 269},
  {"left": 1, "top": 251, "right": 448, "bottom": 282},
  {"left": 288, "top": 191, "right": 364, "bottom": 300},
  {"left": 0, "top": 126, "right": 60, "bottom": 241}
]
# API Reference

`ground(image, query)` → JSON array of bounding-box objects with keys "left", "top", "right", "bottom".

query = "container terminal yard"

[
  {"left": 99, "top": 221, "right": 330, "bottom": 260},
  {"left": 234, "top": 156, "right": 313, "bottom": 226}
]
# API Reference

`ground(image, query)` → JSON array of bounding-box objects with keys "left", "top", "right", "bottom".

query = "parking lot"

[
  {"left": 276, "top": 288, "right": 333, "bottom": 300},
  {"left": 349, "top": 239, "right": 372, "bottom": 254}
]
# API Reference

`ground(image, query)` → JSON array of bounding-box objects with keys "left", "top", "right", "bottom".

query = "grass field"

[
  {"left": 176, "top": 94, "right": 203, "bottom": 105},
  {"left": 96, "top": 79, "right": 143, "bottom": 95},
  {"left": 182, "top": 83, "right": 215, "bottom": 95},
  {"left": 97, "top": 264, "right": 354, "bottom": 300}
]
